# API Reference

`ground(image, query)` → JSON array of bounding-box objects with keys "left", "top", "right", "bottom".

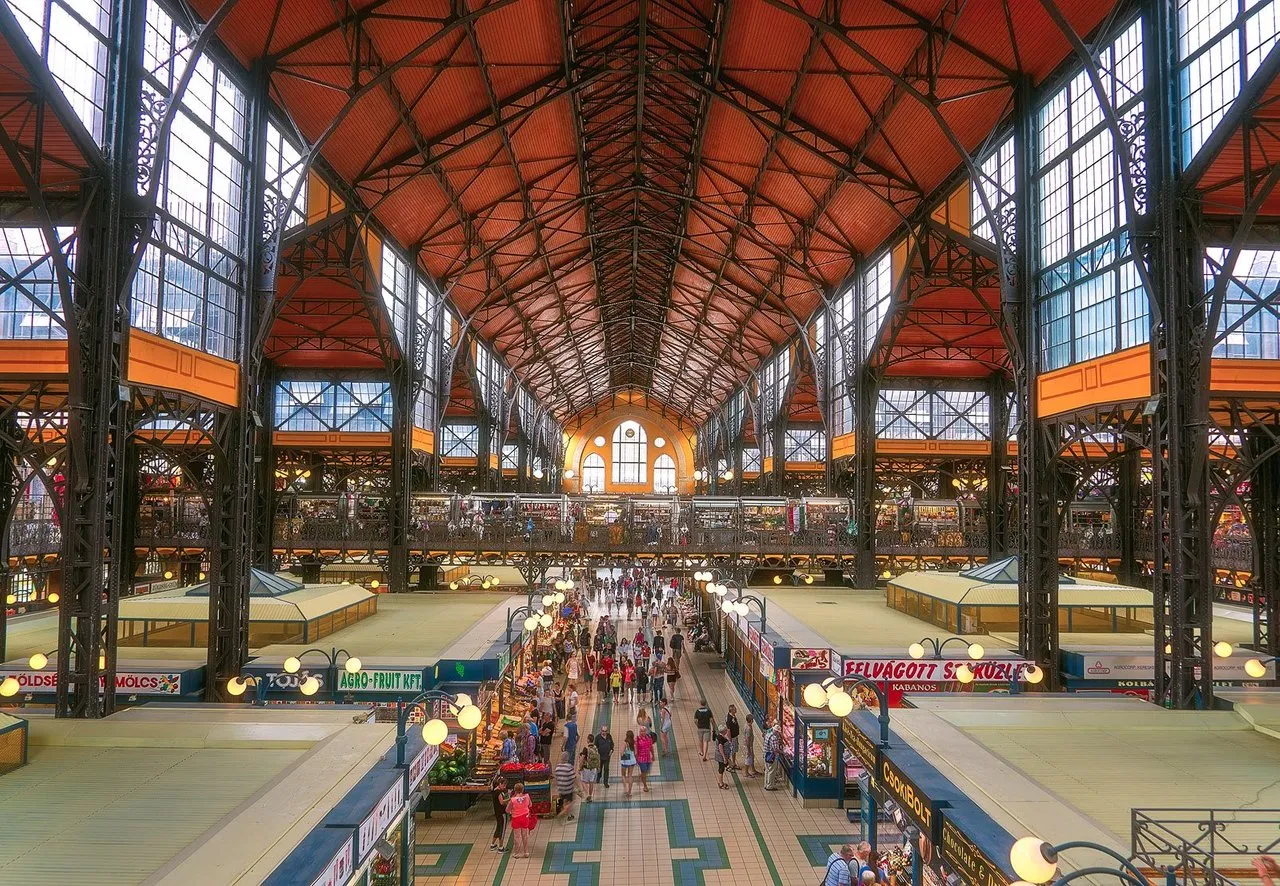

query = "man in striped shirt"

[{"left": 554, "top": 752, "right": 578, "bottom": 820}]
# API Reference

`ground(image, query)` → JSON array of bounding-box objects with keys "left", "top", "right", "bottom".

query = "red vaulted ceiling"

[{"left": 195, "top": 0, "right": 1119, "bottom": 419}]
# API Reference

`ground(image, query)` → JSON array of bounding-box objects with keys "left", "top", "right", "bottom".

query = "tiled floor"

[{"left": 414, "top": 603, "right": 859, "bottom": 885}]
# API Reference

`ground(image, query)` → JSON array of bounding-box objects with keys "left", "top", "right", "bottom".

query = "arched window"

[
  {"left": 582, "top": 453, "right": 605, "bottom": 493},
  {"left": 612, "top": 420, "right": 647, "bottom": 484},
  {"left": 653, "top": 454, "right": 676, "bottom": 493}
]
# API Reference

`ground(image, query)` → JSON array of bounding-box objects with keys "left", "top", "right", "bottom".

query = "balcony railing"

[{"left": 1132, "top": 808, "right": 1280, "bottom": 886}]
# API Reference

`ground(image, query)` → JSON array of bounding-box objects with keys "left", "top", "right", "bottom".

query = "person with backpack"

[
  {"left": 669, "top": 629, "right": 684, "bottom": 666},
  {"left": 694, "top": 700, "right": 714, "bottom": 761},
  {"left": 579, "top": 735, "right": 600, "bottom": 802},
  {"left": 763, "top": 716, "right": 783, "bottom": 791}
]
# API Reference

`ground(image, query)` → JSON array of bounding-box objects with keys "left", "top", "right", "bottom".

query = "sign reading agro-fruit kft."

[{"left": 336, "top": 668, "right": 424, "bottom": 694}]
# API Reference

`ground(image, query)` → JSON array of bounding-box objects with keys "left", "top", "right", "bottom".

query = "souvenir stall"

[
  {"left": 629, "top": 496, "right": 678, "bottom": 544},
  {"left": 410, "top": 493, "right": 456, "bottom": 538},
  {"left": 578, "top": 495, "right": 626, "bottom": 543},
  {"left": 800, "top": 497, "right": 851, "bottom": 542},
  {"left": 690, "top": 497, "right": 739, "bottom": 545},
  {"left": 741, "top": 497, "right": 788, "bottom": 545},
  {"left": 518, "top": 494, "right": 567, "bottom": 538},
  {"left": 911, "top": 500, "right": 962, "bottom": 545}
]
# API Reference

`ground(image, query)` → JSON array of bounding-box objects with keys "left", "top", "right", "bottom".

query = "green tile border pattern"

[
  {"left": 414, "top": 842, "right": 472, "bottom": 877},
  {"left": 796, "top": 835, "right": 860, "bottom": 867},
  {"left": 542, "top": 799, "right": 728, "bottom": 886}
]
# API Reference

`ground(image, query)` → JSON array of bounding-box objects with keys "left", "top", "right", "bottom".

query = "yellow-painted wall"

[{"left": 562, "top": 405, "right": 696, "bottom": 494}]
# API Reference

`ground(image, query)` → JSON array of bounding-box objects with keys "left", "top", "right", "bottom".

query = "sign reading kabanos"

[
  {"left": 879, "top": 754, "right": 938, "bottom": 837},
  {"left": 843, "top": 659, "right": 1033, "bottom": 682}
]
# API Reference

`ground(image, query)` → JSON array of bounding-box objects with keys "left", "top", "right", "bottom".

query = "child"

[{"left": 609, "top": 665, "right": 623, "bottom": 703}]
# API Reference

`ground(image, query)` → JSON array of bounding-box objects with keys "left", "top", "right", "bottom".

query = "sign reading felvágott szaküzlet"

[{"left": 336, "top": 668, "right": 423, "bottom": 693}]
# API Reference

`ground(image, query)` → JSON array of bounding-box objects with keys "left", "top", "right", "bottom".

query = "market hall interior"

[{"left": 1, "top": 0, "right": 1280, "bottom": 881}]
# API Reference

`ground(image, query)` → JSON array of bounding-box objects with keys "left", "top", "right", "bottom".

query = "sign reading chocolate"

[
  {"left": 879, "top": 754, "right": 936, "bottom": 836},
  {"left": 842, "top": 718, "right": 879, "bottom": 772},
  {"left": 940, "top": 817, "right": 1011, "bottom": 886}
]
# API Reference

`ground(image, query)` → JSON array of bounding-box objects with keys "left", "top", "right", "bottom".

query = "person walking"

[
  {"left": 659, "top": 700, "right": 673, "bottom": 755},
  {"left": 636, "top": 706, "right": 652, "bottom": 738},
  {"left": 609, "top": 664, "right": 623, "bottom": 703},
  {"left": 743, "top": 713, "right": 761, "bottom": 778},
  {"left": 763, "top": 716, "right": 783, "bottom": 791},
  {"left": 579, "top": 736, "right": 600, "bottom": 802},
  {"left": 635, "top": 655, "right": 649, "bottom": 701},
  {"left": 635, "top": 725, "right": 655, "bottom": 793},
  {"left": 713, "top": 725, "right": 731, "bottom": 789},
  {"left": 563, "top": 710, "right": 579, "bottom": 759},
  {"left": 725, "top": 704, "right": 740, "bottom": 771},
  {"left": 669, "top": 629, "right": 684, "bottom": 667},
  {"left": 595, "top": 725, "right": 614, "bottom": 789},
  {"left": 652, "top": 629, "right": 665, "bottom": 659},
  {"left": 489, "top": 775, "right": 510, "bottom": 852},
  {"left": 506, "top": 782, "right": 535, "bottom": 859},
  {"left": 619, "top": 730, "right": 638, "bottom": 796},
  {"left": 553, "top": 752, "right": 577, "bottom": 820},
  {"left": 665, "top": 655, "right": 680, "bottom": 701},
  {"left": 694, "top": 699, "right": 714, "bottom": 761},
  {"left": 623, "top": 660, "right": 636, "bottom": 704},
  {"left": 538, "top": 712, "right": 555, "bottom": 762}
]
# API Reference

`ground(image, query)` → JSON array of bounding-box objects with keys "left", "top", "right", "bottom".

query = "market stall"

[
  {"left": 690, "top": 497, "right": 738, "bottom": 545},
  {"left": 411, "top": 493, "right": 456, "bottom": 540},
  {"left": 742, "top": 496, "right": 788, "bottom": 546},
  {"left": 578, "top": 495, "right": 626, "bottom": 544},
  {"left": 800, "top": 497, "right": 851, "bottom": 543},
  {"left": 629, "top": 496, "right": 679, "bottom": 544},
  {"left": 518, "top": 494, "right": 567, "bottom": 538},
  {"left": 791, "top": 704, "right": 842, "bottom": 806}
]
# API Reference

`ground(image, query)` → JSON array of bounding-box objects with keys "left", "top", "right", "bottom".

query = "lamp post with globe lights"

[
  {"left": 505, "top": 603, "right": 554, "bottom": 647},
  {"left": 906, "top": 637, "right": 1046, "bottom": 693},
  {"left": 1008, "top": 836, "right": 1173, "bottom": 886},
  {"left": 802, "top": 674, "right": 891, "bottom": 747},
  {"left": 394, "top": 689, "right": 483, "bottom": 766},
  {"left": 244, "top": 646, "right": 363, "bottom": 701},
  {"left": 706, "top": 580, "right": 767, "bottom": 636},
  {"left": 1243, "top": 655, "right": 1276, "bottom": 679}
]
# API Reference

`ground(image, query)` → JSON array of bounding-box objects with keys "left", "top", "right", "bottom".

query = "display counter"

[{"left": 791, "top": 705, "right": 841, "bottom": 805}]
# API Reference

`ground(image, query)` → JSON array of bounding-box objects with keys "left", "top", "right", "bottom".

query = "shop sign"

[
  {"left": 497, "top": 648, "right": 511, "bottom": 676},
  {"left": 843, "top": 658, "right": 1033, "bottom": 683},
  {"left": 336, "top": 668, "right": 423, "bottom": 694},
  {"left": 244, "top": 667, "right": 329, "bottom": 692},
  {"left": 309, "top": 836, "right": 354, "bottom": 886},
  {"left": 408, "top": 744, "right": 441, "bottom": 791},
  {"left": 940, "top": 817, "right": 1011, "bottom": 886},
  {"left": 1073, "top": 654, "right": 1273, "bottom": 682},
  {"left": 879, "top": 754, "right": 938, "bottom": 838},
  {"left": 842, "top": 718, "right": 880, "bottom": 772},
  {"left": 357, "top": 779, "right": 405, "bottom": 862},
  {"left": 759, "top": 636, "right": 775, "bottom": 663},
  {"left": 0, "top": 669, "right": 184, "bottom": 696},
  {"left": 791, "top": 648, "right": 832, "bottom": 671},
  {"left": 748, "top": 626, "right": 761, "bottom": 650}
]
